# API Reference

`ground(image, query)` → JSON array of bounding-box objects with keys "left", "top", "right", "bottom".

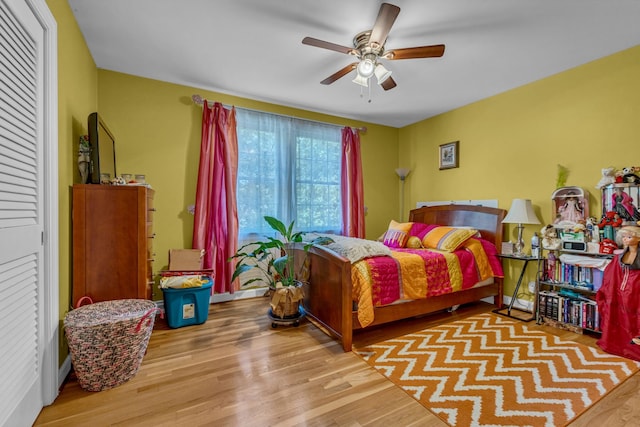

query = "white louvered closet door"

[{"left": 0, "top": 0, "right": 57, "bottom": 425}]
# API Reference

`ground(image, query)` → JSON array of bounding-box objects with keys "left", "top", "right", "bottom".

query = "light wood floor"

[{"left": 35, "top": 297, "right": 640, "bottom": 426}]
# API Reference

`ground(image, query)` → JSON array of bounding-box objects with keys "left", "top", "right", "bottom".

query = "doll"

[
  {"left": 596, "top": 226, "right": 640, "bottom": 360},
  {"left": 612, "top": 187, "right": 640, "bottom": 222},
  {"left": 555, "top": 194, "right": 584, "bottom": 224}
]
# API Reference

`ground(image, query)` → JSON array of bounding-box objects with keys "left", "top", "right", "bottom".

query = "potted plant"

[{"left": 229, "top": 216, "right": 331, "bottom": 322}]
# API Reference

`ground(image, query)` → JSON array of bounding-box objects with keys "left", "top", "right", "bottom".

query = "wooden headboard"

[{"left": 409, "top": 204, "right": 507, "bottom": 247}]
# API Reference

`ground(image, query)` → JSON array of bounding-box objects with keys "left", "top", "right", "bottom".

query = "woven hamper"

[{"left": 64, "top": 299, "right": 158, "bottom": 392}]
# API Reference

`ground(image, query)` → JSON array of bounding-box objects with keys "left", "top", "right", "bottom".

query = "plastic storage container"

[{"left": 162, "top": 279, "right": 213, "bottom": 328}]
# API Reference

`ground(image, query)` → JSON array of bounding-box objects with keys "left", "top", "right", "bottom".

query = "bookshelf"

[{"left": 536, "top": 250, "right": 612, "bottom": 334}]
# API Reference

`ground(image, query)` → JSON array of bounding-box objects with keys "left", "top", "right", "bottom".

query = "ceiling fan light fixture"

[
  {"left": 303, "top": 3, "right": 446, "bottom": 92},
  {"left": 352, "top": 73, "right": 369, "bottom": 87},
  {"left": 356, "top": 57, "right": 376, "bottom": 78},
  {"left": 374, "top": 63, "right": 392, "bottom": 84}
]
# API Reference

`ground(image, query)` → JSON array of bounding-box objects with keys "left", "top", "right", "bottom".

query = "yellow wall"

[
  {"left": 96, "top": 70, "right": 400, "bottom": 290},
  {"left": 47, "top": 0, "right": 98, "bottom": 363},
  {"left": 400, "top": 44, "right": 640, "bottom": 297}
]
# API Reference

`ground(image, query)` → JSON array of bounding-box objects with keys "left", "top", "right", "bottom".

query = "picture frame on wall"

[{"left": 439, "top": 141, "right": 459, "bottom": 170}]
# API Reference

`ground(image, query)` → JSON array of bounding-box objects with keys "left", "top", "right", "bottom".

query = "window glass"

[{"left": 236, "top": 109, "right": 342, "bottom": 239}]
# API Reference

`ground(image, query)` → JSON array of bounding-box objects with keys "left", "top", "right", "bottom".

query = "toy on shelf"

[
  {"left": 551, "top": 186, "right": 589, "bottom": 228},
  {"left": 621, "top": 166, "right": 640, "bottom": 184},
  {"left": 598, "top": 211, "right": 623, "bottom": 228},
  {"left": 595, "top": 167, "right": 616, "bottom": 189},
  {"left": 601, "top": 183, "right": 640, "bottom": 225},
  {"left": 540, "top": 224, "right": 561, "bottom": 250}
]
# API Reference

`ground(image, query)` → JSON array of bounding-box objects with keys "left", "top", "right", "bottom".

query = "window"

[{"left": 236, "top": 108, "right": 342, "bottom": 239}]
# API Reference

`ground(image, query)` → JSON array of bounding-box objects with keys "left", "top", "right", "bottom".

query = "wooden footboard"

[{"left": 291, "top": 243, "right": 354, "bottom": 351}]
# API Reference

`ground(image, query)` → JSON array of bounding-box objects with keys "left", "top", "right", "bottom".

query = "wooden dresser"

[{"left": 72, "top": 184, "right": 155, "bottom": 306}]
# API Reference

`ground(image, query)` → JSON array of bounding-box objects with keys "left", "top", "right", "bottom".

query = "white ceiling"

[{"left": 68, "top": 0, "right": 640, "bottom": 128}]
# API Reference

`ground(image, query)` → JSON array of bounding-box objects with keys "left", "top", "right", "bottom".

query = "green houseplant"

[{"left": 229, "top": 216, "right": 331, "bottom": 320}]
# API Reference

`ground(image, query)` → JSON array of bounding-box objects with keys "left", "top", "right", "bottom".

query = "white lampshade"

[
  {"left": 356, "top": 58, "right": 376, "bottom": 78},
  {"left": 395, "top": 167, "right": 411, "bottom": 180},
  {"left": 502, "top": 199, "right": 541, "bottom": 225},
  {"left": 374, "top": 63, "right": 392, "bottom": 84},
  {"left": 352, "top": 74, "right": 369, "bottom": 87}
]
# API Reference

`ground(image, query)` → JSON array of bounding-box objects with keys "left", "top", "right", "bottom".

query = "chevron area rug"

[{"left": 355, "top": 313, "right": 640, "bottom": 427}]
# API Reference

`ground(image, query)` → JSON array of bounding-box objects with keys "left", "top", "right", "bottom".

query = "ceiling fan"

[{"left": 302, "top": 2, "right": 445, "bottom": 91}]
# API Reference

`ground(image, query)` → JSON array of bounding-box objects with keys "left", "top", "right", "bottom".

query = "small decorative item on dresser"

[
  {"left": 135, "top": 174, "right": 146, "bottom": 184},
  {"left": 78, "top": 135, "right": 91, "bottom": 184}
]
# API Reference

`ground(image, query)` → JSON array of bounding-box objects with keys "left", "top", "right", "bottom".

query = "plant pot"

[{"left": 269, "top": 282, "right": 304, "bottom": 319}]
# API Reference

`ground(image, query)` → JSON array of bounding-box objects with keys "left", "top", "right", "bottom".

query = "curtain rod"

[{"left": 191, "top": 94, "right": 367, "bottom": 134}]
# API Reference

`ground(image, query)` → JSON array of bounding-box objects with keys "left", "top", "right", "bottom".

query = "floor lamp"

[
  {"left": 395, "top": 168, "right": 411, "bottom": 221},
  {"left": 502, "top": 198, "right": 541, "bottom": 256}
]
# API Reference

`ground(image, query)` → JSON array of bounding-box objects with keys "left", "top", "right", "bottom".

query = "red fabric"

[
  {"left": 366, "top": 256, "right": 401, "bottom": 306},
  {"left": 341, "top": 127, "right": 365, "bottom": 238},
  {"left": 478, "top": 238, "right": 505, "bottom": 279},
  {"left": 596, "top": 255, "right": 640, "bottom": 361},
  {"left": 360, "top": 238, "right": 503, "bottom": 306},
  {"left": 409, "top": 223, "right": 438, "bottom": 240},
  {"left": 192, "top": 101, "right": 239, "bottom": 294}
]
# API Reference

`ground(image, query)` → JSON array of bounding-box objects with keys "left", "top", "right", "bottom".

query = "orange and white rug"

[{"left": 355, "top": 313, "right": 639, "bottom": 427}]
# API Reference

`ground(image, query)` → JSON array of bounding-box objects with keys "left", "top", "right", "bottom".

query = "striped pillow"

[
  {"left": 383, "top": 220, "right": 413, "bottom": 248},
  {"left": 422, "top": 226, "right": 479, "bottom": 252}
]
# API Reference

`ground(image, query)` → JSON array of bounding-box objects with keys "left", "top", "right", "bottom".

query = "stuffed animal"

[
  {"left": 540, "top": 224, "right": 561, "bottom": 250},
  {"left": 595, "top": 167, "right": 616, "bottom": 189},
  {"left": 622, "top": 166, "right": 640, "bottom": 184},
  {"left": 615, "top": 169, "right": 625, "bottom": 183},
  {"left": 598, "top": 211, "right": 623, "bottom": 228}
]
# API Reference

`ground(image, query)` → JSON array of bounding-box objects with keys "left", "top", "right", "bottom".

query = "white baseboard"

[
  {"left": 58, "top": 355, "right": 71, "bottom": 390},
  {"left": 482, "top": 295, "right": 534, "bottom": 312},
  {"left": 212, "top": 287, "right": 267, "bottom": 303},
  {"left": 504, "top": 295, "right": 534, "bottom": 312}
]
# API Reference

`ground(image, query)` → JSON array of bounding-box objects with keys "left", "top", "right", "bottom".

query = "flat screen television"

[{"left": 88, "top": 112, "right": 116, "bottom": 184}]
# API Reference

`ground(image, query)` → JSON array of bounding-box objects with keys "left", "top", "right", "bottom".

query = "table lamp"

[{"left": 502, "top": 199, "right": 541, "bottom": 256}]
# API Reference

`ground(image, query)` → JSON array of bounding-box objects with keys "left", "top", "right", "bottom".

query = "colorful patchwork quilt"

[{"left": 352, "top": 238, "right": 503, "bottom": 327}]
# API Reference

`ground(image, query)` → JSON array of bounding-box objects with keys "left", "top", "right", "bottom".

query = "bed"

[{"left": 290, "top": 204, "right": 507, "bottom": 352}]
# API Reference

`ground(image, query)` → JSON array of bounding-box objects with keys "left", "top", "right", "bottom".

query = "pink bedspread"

[{"left": 351, "top": 238, "right": 503, "bottom": 327}]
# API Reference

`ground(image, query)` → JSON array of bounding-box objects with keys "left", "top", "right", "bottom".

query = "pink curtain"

[
  {"left": 341, "top": 127, "right": 365, "bottom": 237},
  {"left": 192, "top": 101, "right": 239, "bottom": 294}
]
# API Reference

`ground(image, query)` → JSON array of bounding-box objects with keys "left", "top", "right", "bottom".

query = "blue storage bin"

[{"left": 162, "top": 279, "right": 213, "bottom": 328}]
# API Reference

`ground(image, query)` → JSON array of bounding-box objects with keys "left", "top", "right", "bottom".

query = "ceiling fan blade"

[
  {"left": 369, "top": 3, "right": 401, "bottom": 47},
  {"left": 385, "top": 44, "right": 445, "bottom": 60},
  {"left": 381, "top": 76, "right": 397, "bottom": 91},
  {"left": 302, "top": 37, "right": 356, "bottom": 55},
  {"left": 320, "top": 63, "right": 357, "bottom": 85}
]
